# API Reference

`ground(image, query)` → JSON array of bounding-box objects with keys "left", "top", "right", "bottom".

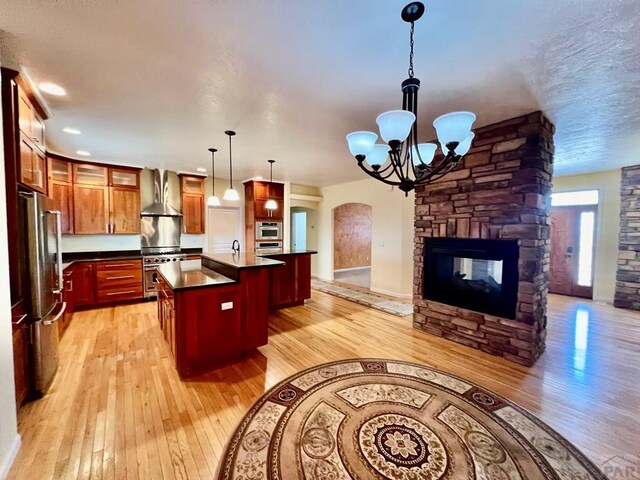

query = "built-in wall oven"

[
  {"left": 255, "top": 241, "right": 283, "bottom": 252},
  {"left": 256, "top": 221, "right": 282, "bottom": 240}
]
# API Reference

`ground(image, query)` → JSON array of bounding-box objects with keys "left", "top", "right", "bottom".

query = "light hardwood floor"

[{"left": 8, "top": 292, "right": 640, "bottom": 479}]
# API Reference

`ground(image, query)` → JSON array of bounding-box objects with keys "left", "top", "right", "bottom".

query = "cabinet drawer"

[
  {"left": 97, "top": 286, "right": 143, "bottom": 303},
  {"left": 96, "top": 259, "right": 142, "bottom": 272},
  {"left": 96, "top": 268, "right": 142, "bottom": 288}
]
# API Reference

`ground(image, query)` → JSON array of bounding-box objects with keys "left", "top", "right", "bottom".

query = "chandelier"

[{"left": 345, "top": 2, "right": 476, "bottom": 195}]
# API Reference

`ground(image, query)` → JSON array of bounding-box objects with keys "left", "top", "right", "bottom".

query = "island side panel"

[
  {"left": 238, "top": 268, "right": 270, "bottom": 350},
  {"left": 175, "top": 285, "right": 243, "bottom": 378}
]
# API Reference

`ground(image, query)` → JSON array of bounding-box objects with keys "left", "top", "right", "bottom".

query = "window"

[{"left": 550, "top": 190, "right": 598, "bottom": 207}]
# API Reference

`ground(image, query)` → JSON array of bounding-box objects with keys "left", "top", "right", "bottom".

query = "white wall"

[
  {"left": 0, "top": 60, "right": 21, "bottom": 480},
  {"left": 317, "top": 179, "right": 414, "bottom": 298},
  {"left": 552, "top": 170, "right": 621, "bottom": 303}
]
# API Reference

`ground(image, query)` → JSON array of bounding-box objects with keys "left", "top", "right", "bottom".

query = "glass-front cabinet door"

[
  {"left": 110, "top": 168, "right": 139, "bottom": 187},
  {"left": 73, "top": 163, "right": 108, "bottom": 185},
  {"left": 48, "top": 158, "right": 72, "bottom": 183}
]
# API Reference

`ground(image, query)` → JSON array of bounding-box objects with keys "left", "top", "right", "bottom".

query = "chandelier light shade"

[
  {"left": 433, "top": 112, "right": 477, "bottom": 146},
  {"left": 376, "top": 110, "right": 416, "bottom": 143},
  {"left": 345, "top": 1, "right": 476, "bottom": 195},
  {"left": 223, "top": 130, "right": 239, "bottom": 201},
  {"left": 265, "top": 159, "right": 278, "bottom": 210},
  {"left": 207, "top": 147, "right": 221, "bottom": 207},
  {"left": 346, "top": 131, "right": 378, "bottom": 157},
  {"left": 411, "top": 143, "right": 437, "bottom": 165}
]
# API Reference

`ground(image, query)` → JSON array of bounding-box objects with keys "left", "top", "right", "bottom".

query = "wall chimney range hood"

[{"left": 141, "top": 169, "right": 182, "bottom": 216}]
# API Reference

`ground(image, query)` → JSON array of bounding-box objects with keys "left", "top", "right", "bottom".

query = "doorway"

[
  {"left": 549, "top": 190, "right": 598, "bottom": 298},
  {"left": 207, "top": 206, "right": 242, "bottom": 253},
  {"left": 332, "top": 203, "right": 372, "bottom": 289},
  {"left": 291, "top": 211, "right": 307, "bottom": 250}
]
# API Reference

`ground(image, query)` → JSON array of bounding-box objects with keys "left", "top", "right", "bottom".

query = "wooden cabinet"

[
  {"left": 67, "top": 160, "right": 140, "bottom": 235},
  {"left": 71, "top": 259, "right": 143, "bottom": 306},
  {"left": 179, "top": 175, "right": 205, "bottom": 234},
  {"left": 244, "top": 180, "right": 285, "bottom": 251},
  {"left": 16, "top": 83, "right": 47, "bottom": 193},
  {"left": 60, "top": 267, "right": 75, "bottom": 337},
  {"left": 48, "top": 158, "right": 74, "bottom": 234},
  {"left": 74, "top": 184, "right": 110, "bottom": 234},
  {"left": 18, "top": 132, "right": 46, "bottom": 193},
  {"left": 73, "top": 163, "right": 108, "bottom": 185},
  {"left": 73, "top": 262, "right": 97, "bottom": 306},
  {"left": 109, "top": 186, "right": 140, "bottom": 234},
  {"left": 11, "top": 301, "right": 29, "bottom": 407},
  {"left": 262, "top": 253, "right": 313, "bottom": 309},
  {"left": 95, "top": 259, "right": 143, "bottom": 303}
]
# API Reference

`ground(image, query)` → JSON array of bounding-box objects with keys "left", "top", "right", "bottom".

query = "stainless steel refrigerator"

[{"left": 20, "top": 191, "right": 65, "bottom": 394}]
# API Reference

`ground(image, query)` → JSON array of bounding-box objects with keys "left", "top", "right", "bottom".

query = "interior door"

[
  {"left": 207, "top": 207, "right": 241, "bottom": 253},
  {"left": 549, "top": 206, "right": 596, "bottom": 298}
]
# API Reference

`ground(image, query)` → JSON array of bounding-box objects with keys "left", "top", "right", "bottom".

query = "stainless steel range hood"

[{"left": 140, "top": 169, "right": 182, "bottom": 217}]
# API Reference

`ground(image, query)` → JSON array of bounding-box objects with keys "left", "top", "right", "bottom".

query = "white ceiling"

[{"left": 1, "top": 0, "right": 639, "bottom": 186}]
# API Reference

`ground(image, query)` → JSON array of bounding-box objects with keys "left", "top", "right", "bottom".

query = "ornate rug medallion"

[{"left": 217, "top": 359, "right": 606, "bottom": 480}]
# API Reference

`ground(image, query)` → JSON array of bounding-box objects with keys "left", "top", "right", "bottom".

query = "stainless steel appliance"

[
  {"left": 256, "top": 221, "right": 282, "bottom": 240},
  {"left": 140, "top": 169, "right": 184, "bottom": 297},
  {"left": 142, "top": 249, "right": 186, "bottom": 297},
  {"left": 20, "top": 191, "right": 66, "bottom": 394},
  {"left": 256, "top": 241, "right": 283, "bottom": 252}
]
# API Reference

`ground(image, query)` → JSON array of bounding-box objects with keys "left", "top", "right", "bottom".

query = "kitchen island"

[
  {"left": 156, "top": 256, "right": 283, "bottom": 378},
  {"left": 156, "top": 250, "right": 316, "bottom": 378}
]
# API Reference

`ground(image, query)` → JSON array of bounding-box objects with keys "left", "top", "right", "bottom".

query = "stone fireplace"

[{"left": 413, "top": 111, "right": 554, "bottom": 366}]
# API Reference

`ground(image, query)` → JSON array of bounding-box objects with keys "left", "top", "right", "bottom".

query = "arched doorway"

[{"left": 333, "top": 202, "right": 372, "bottom": 289}]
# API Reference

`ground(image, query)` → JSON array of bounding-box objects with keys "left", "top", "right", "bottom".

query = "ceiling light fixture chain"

[
  {"left": 223, "top": 130, "right": 240, "bottom": 201},
  {"left": 408, "top": 21, "right": 415, "bottom": 79},
  {"left": 346, "top": 1, "right": 476, "bottom": 196}
]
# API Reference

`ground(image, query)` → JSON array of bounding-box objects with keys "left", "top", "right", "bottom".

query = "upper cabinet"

[
  {"left": 179, "top": 174, "right": 205, "bottom": 234},
  {"left": 48, "top": 155, "right": 141, "bottom": 235},
  {"left": 245, "top": 180, "right": 284, "bottom": 220},
  {"left": 16, "top": 82, "right": 47, "bottom": 193}
]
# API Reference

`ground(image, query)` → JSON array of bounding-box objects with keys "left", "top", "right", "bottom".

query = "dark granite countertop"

[
  {"left": 201, "top": 252, "right": 285, "bottom": 270},
  {"left": 256, "top": 249, "right": 318, "bottom": 256},
  {"left": 156, "top": 260, "right": 236, "bottom": 291},
  {"left": 61, "top": 248, "right": 203, "bottom": 270}
]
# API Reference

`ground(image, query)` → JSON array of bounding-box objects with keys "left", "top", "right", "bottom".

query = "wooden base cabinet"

[
  {"left": 155, "top": 267, "right": 274, "bottom": 379},
  {"left": 59, "top": 267, "right": 75, "bottom": 337},
  {"left": 262, "top": 253, "right": 312, "bottom": 309},
  {"left": 72, "top": 262, "right": 96, "bottom": 307},
  {"left": 11, "top": 301, "right": 29, "bottom": 408}
]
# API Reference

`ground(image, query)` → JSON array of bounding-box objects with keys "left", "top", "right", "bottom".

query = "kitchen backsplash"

[{"left": 61, "top": 234, "right": 205, "bottom": 252}]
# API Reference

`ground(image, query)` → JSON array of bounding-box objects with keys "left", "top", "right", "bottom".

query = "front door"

[{"left": 549, "top": 206, "right": 596, "bottom": 298}]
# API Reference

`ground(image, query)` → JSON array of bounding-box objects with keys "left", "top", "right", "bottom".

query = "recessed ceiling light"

[
  {"left": 254, "top": 176, "right": 263, "bottom": 180},
  {"left": 39, "top": 82, "right": 66, "bottom": 96},
  {"left": 197, "top": 167, "right": 207, "bottom": 173},
  {"left": 76, "top": 150, "right": 91, "bottom": 156},
  {"left": 63, "top": 127, "right": 81, "bottom": 135}
]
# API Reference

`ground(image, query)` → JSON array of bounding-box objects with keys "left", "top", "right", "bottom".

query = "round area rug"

[{"left": 217, "top": 359, "right": 606, "bottom": 479}]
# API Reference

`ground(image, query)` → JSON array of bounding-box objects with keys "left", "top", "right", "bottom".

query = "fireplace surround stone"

[{"left": 413, "top": 111, "right": 554, "bottom": 366}]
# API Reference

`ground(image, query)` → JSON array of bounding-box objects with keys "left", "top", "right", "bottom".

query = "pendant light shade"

[
  {"left": 223, "top": 188, "right": 240, "bottom": 201},
  {"left": 411, "top": 143, "right": 437, "bottom": 165},
  {"left": 223, "top": 130, "right": 239, "bottom": 201},
  {"left": 265, "top": 159, "right": 278, "bottom": 210},
  {"left": 207, "top": 147, "right": 221, "bottom": 206},
  {"left": 366, "top": 144, "right": 389, "bottom": 167}
]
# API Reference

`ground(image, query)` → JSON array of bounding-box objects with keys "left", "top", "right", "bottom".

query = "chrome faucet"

[{"left": 232, "top": 239, "right": 240, "bottom": 253}]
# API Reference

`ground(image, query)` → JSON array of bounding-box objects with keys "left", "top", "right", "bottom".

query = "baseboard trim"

[
  {"left": 0, "top": 434, "right": 21, "bottom": 480},
  {"left": 333, "top": 266, "right": 371, "bottom": 273},
  {"left": 370, "top": 287, "right": 413, "bottom": 300}
]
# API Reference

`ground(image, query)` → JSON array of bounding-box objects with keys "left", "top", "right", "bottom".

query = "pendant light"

[
  {"left": 223, "top": 130, "right": 240, "bottom": 201},
  {"left": 265, "top": 160, "right": 278, "bottom": 210},
  {"left": 207, "top": 148, "right": 221, "bottom": 206}
]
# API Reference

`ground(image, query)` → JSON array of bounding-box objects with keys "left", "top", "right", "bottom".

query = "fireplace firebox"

[{"left": 423, "top": 238, "right": 519, "bottom": 319}]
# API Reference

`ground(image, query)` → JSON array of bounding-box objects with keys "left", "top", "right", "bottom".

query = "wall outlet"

[{"left": 221, "top": 301, "right": 234, "bottom": 310}]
